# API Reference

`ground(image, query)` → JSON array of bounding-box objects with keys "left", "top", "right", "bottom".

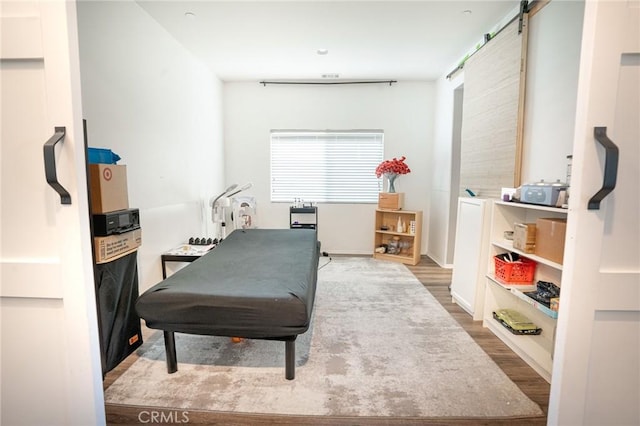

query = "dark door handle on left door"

[
  {"left": 43, "top": 126, "right": 72, "bottom": 205},
  {"left": 588, "top": 126, "right": 619, "bottom": 210}
]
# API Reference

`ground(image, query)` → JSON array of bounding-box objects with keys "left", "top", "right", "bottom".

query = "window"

[{"left": 270, "top": 130, "right": 384, "bottom": 203}]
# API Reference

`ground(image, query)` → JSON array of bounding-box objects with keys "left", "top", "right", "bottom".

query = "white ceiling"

[{"left": 137, "top": 1, "right": 520, "bottom": 82}]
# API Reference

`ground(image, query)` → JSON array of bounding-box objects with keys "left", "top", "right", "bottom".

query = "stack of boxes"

[
  {"left": 88, "top": 154, "right": 143, "bottom": 374},
  {"left": 90, "top": 163, "right": 141, "bottom": 262}
]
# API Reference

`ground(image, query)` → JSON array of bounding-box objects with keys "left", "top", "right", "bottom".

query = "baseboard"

[{"left": 426, "top": 251, "right": 453, "bottom": 269}]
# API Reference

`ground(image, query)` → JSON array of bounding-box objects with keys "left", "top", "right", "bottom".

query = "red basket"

[{"left": 493, "top": 256, "right": 536, "bottom": 284}]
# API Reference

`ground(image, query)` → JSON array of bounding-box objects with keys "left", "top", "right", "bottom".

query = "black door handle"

[
  {"left": 588, "top": 126, "right": 619, "bottom": 210},
  {"left": 43, "top": 126, "right": 72, "bottom": 205}
]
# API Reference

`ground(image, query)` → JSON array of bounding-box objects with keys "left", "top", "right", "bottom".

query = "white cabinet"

[
  {"left": 450, "top": 198, "right": 492, "bottom": 320},
  {"left": 482, "top": 201, "right": 567, "bottom": 383}
]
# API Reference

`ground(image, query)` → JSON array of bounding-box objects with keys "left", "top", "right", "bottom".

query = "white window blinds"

[{"left": 270, "top": 130, "right": 384, "bottom": 203}]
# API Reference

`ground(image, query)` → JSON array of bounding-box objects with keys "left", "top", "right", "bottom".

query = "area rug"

[{"left": 104, "top": 257, "right": 543, "bottom": 418}]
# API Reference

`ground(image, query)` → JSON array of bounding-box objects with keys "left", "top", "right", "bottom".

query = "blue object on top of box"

[{"left": 88, "top": 147, "right": 121, "bottom": 164}]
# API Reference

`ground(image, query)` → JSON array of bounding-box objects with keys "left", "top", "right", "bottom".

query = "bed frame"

[{"left": 136, "top": 229, "right": 319, "bottom": 380}]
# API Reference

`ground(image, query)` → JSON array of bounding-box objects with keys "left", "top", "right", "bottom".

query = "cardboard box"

[
  {"left": 89, "top": 164, "right": 129, "bottom": 213},
  {"left": 535, "top": 218, "right": 567, "bottom": 264},
  {"left": 94, "top": 228, "right": 142, "bottom": 264},
  {"left": 513, "top": 223, "right": 536, "bottom": 253},
  {"left": 378, "top": 192, "right": 404, "bottom": 210}
]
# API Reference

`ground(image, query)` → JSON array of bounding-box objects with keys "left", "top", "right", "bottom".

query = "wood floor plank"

[{"left": 103, "top": 256, "right": 549, "bottom": 425}]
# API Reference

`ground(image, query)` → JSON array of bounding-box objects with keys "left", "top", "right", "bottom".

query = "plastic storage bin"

[
  {"left": 493, "top": 255, "right": 536, "bottom": 284},
  {"left": 88, "top": 147, "right": 121, "bottom": 164}
]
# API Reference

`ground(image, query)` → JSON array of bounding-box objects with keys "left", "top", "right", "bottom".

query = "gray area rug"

[{"left": 105, "top": 257, "right": 543, "bottom": 418}]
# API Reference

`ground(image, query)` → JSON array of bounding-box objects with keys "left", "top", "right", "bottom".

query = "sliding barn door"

[
  {"left": 548, "top": 1, "right": 640, "bottom": 424},
  {"left": 1, "top": 1, "right": 104, "bottom": 424},
  {"left": 460, "top": 14, "right": 528, "bottom": 198}
]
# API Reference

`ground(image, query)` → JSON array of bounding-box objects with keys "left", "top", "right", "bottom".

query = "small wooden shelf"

[{"left": 373, "top": 209, "right": 422, "bottom": 265}]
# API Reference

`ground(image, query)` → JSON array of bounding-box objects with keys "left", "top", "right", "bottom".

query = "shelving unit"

[
  {"left": 482, "top": 201, "right": 567, "bottom": 383},
  {"left": 290, "top": 206, "right": 317, "bottom": 230},
  {"left": 373, "top": 209, "right": 422, "bottom": 265}
]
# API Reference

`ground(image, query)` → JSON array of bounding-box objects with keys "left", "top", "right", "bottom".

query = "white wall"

[
  {"left": 77, "top": 1, "right": 224, "bottom": 291},
  {"left": 521, "top": 0, "right": 584, "bottom": 184},
  {"left": 428, "top": 1, "right": 584, "bottom": 267},
  {"left": 223, "top": 82, "right": 434, "bottom": 254}
]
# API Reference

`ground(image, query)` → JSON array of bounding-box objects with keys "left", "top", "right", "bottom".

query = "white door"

[
  {"left": 1, "top": 1, "right": 104, "bottom": 424},
  {"left": 548, "top": 1, "right": 640, "bottom": 425}
]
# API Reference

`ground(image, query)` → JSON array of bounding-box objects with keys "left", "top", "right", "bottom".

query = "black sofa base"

[{"left": 162, "top": 331, "right": 298, "bottom": 380}]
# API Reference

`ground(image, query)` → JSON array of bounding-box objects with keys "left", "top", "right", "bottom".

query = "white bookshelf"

[{"left": 482, "top": 201, "right": 567, "bottom": 382}]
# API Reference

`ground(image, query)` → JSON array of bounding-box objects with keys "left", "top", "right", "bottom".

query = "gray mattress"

[{"left": 136, "top": 229, "right": 319, "bottom": 338}]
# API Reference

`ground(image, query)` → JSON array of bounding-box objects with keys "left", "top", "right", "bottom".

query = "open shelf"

[
  {"left": 375, "top": 230, "right": 415, "bottom": 237},
  {"left": 484, "top": 317, "right": 553, "bottom": 383},
  {"left": 372, "top": 252, "right": 417, "bottom": 264},
  {"left": 493, "top": 200, "right": 568, "bottom": 213},
  {"left": 486, "top": 273, "right": 537, "bottom": 291},
  {"left": 510, "top": 287, "right": 559, "bottom": 319},
  {"left": 482, "top": 200, "right": 567, "bottom": 383},
  {"left": 373, "top": 209, "right": 422, "bottom": 265},
  {"left": 491, "top": 239, "right": 563, "bottom": 270}
]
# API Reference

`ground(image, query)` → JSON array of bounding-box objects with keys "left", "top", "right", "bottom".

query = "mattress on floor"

[{"left": 136, "top": 229, "right": 319, "bottom": 338}]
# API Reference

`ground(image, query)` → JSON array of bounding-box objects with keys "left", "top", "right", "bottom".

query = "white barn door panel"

[
  {"left": 1, "top": 2, "right": 104, "bottom": 424},
  {"left": 549, "top": 2, "right": 640, "bottom": 425}
]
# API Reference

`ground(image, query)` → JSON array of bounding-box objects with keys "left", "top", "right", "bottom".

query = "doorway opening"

[{"left": 446, "top": 83, "right": 464, "bottom": 264}]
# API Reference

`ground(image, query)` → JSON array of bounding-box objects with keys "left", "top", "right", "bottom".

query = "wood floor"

[
  {"left": 104, "top": 256, "right": 550, "bottom": 425},
  {"left": 407, "top": 257, "right": 550, "bottom": 424}
]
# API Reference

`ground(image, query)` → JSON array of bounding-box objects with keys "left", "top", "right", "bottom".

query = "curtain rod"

[
  {"left": 446, "top": 0, "right": 529, "bottom": 80},
  {"left": 260, "top": 80, "right": 397, "bottom": 86}
]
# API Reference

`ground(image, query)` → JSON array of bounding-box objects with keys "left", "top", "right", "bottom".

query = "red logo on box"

[{"left": 103, "top": 167, "right": 112, "bottom": 181}]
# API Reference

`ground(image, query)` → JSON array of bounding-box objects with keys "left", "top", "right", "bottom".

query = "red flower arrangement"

[{"left": 375, "top": 156, "right": 411, "bottom": 178}]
